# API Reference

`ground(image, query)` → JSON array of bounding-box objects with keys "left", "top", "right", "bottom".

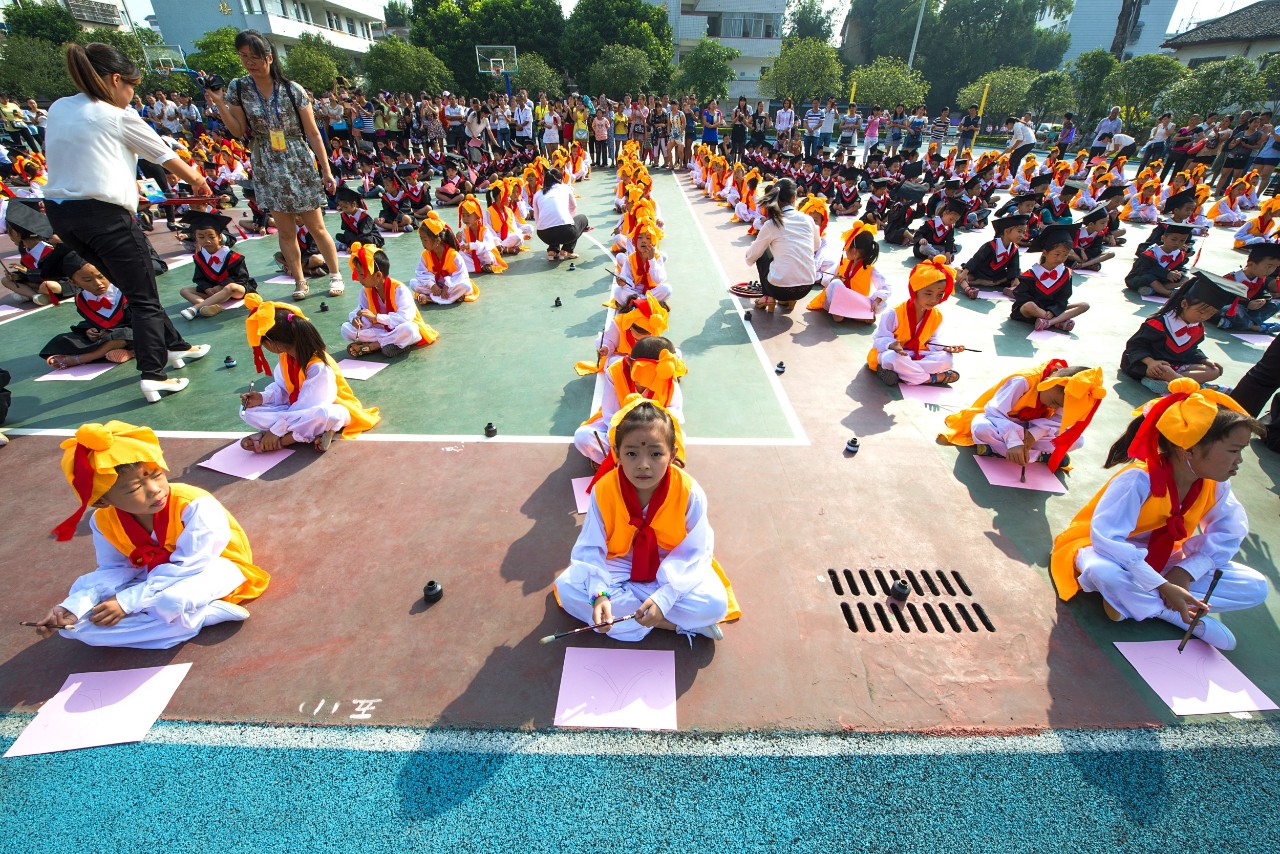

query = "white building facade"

[
  {"left": 149, "top": 0, "right": 383, "bottom": 57},
  {"left": 651, "top": 0, "right": 785, "bottom": 101},
  {"left": 1039, "top": 0, "right": 1179, "bottom": 65}
]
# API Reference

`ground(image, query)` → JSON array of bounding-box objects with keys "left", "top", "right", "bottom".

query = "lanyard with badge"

[{"left": 250, "top": 77, "right": 287, "bottom": 152}]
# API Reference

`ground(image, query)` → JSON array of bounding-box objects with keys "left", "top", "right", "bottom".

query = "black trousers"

[
  {"left": 1161, "top": 151, "right": 1190, "bottom": 182},
  {"left": 1231, "top": 335, "right": 1280, "bottom": 450},
  {"left": 537, "top": 213, "right": 589, "bottom": 253},
  {"left": 1009, "top": 143, "right": 1035, "bottom": 175},
  {"left": 47, "top": 199, "right": 189, "bottom": 381}
]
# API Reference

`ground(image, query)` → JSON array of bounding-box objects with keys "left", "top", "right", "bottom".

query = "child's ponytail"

[
  {"left": 262, "top": 308, "right": 330, "bottom": 367},
  {"left": 1104, "top": 414, "right": 1146, "bottom": 468},
  {"left": 853, "top": 229, "right": 879, "bottom": 266}
]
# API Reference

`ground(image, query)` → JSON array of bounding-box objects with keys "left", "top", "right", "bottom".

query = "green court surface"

[{"left": 0, "top": 172, "right": 797, "bottom": 441}]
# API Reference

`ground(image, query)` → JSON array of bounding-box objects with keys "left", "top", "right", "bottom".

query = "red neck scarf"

[
  {"left": 1012, "top": 360, "right": 1067, "bottom": 422},
  {"left": 116, "top": 496, "right": 173, "bottom": 572},
  {"left": 619, "top": 468, "right": 672, "bottom": 583},
  {"left": 282, "top": 353, "right": 305, "bottom": 404},
  {"left": 903, "top": 300, "right": 933, "bottom": 360},
  {"left": 1144, "top": 459, "right": 1204, "bottom": 574}
]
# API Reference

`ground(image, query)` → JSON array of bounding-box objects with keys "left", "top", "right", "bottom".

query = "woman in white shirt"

[
  {"left": 541, "top": 101, "right": 562, "bottom": 155},
  {"left": 775, "top": 99, "right": 796, "bottom": 145},
  {"left": 43, "top": 42, "right": 211, "bottom": 403},
  {"left": 743, "top": 177, "right": 819, "bottom": 313},
  {"left": 532, "top": 167, "right": 589, "bottom": 261}
]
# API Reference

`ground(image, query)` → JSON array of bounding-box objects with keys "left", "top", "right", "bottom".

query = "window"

[
  {"left": 242, "top": 0, "right": 255, "bottom": 13},
  {"left": 347, "top": 16, "right": 356, "bottom": 35},
  {"left": 718, "top": 12, "right": 782, "bottom": 39}
]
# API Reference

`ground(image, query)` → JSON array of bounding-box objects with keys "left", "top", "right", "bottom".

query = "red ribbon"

[
  {"left": 619, "top": 468, "right": 672, "bottom": 584},
  {"left": 50, "top": 444, "right": 94, "bottom": 541},
  {"left": 117, "top": 494, "right": 173, "bottom": 571}
]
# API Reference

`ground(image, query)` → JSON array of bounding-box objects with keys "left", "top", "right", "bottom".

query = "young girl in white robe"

[
  {"left": 808, "top": 222, "right": 889, "bottom": 321},
  {"left": 612, "top": 220, "right": 671, "bottom": 305},
  {"left": 573, "top": 336, "right": 685, "bottom": 464},
  {"left": 456, "top": 195, "right": 508, "bottom": 275},
  {"left": 868, "top": 259, "right": 965, "bottom": 386},
  {"left": 412, "top": 212, "right": 477, "bottom": 305},
  {"left": 486, "top": 180, "right": 530, "bottom": 253}
]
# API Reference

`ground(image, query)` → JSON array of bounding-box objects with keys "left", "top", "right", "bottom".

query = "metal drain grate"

[{"left": 827, "top": 568, "right": 996, "bottom": 634}]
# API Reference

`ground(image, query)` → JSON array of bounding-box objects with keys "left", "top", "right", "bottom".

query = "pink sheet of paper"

[
  {"left": 1231, "top": 333, "right": 1274, "bottom": 346},
  {"left": 1072, "top": 268, "right": 1102, "bottom": 277},
  {"left": 0, "top": 303, "right": 22, "bottom": 317},
  {"left": 1114, "top": 640, "right": 1278, "bottom": 716},
  {"left": 33, "top": 361, "right": 117, "bottom": 382},
  {"left": 1027, "top": 328, "right": 1071, "bottom": 343},
  {"left": 222, "top": 298, "right": 244, "bottom": 311},
  {"left": 263, "top": 275, "right": 297, "bottom": 285},
  {"left": 197, "top": 441, "right": 294, "bottom": 480},
  {"left": 554, "top": 647, "right": 677, "bottom": 731},
  {"left": 897, "top": 384, "right": 957, "bottom": 404},
  {"left": 827, "top": 286, "right": 874, "bottom": 320},
  {"left": 378, "top": 229, "right": 407, "bottom": 238},
  {"left": 1141, "top": 294, "right": 1168, "bottom": 304},
  {"left": 335, "top": 358, "right": 387, "bottom": 381},
  {"left": 973, "top": 454, "right": 1067, "bottom": 493},
  {"left": 571, "top": 476, "right": 592, "bottom": 514},
  {"left": 976, "top": 290, "right": 1012, "bottom": 301},
  {"left": 4, "top": 663, "right": 192, "bottom": 757}
]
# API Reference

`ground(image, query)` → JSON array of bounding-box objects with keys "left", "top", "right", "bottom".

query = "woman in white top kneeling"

[{"left": 532, "top": 167, "right": 590, "bottom": 262}]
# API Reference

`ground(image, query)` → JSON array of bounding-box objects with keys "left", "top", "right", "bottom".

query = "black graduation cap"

[
  {"left": 1082, "top": 206, "right": 1108, "bottom": 225},
  {"left": 992, "top": 213, "right": 1030, "bottom": 232},
  {"left": 36, "top": 244, "right": 89, "bottom": 280},
  {"left": 335, "top": 184, "right": 363, "bottom": 204},
  {"left": 1099, "top": 184, "right": 1127, "bottom": 202},
  {"left": 963, "top": 175, "right": 982, "bottom": 191},
  {"left": 1060, "top": 180, "right": 1087, "bottom": 196},
  {"left": 1029, "top": 222, "right": 1075, "bottom": 251},
  {"left": 1247, "top": 242, "right": 1280, "bottom": 261},
  {"left": 178, "top": 210, "right": 232, "bottom": 234},
  {"left": 397, "top": 162, "right": 421, "bottom": 177},
  {"left": 1180, "top": 269, "right": 1247, "bottom": 309},
  {"left": 927, "top": 150, "right": 943, "bottom": 162},
  {"left": 358, "top": 152, "right": 378, "bottom": 165},
  {"left": 1011, "top": 192, "right": 1040, "bottom": 206},
  {"left": 840, "top": 167, "right": 862, "bottom": 181},
  {"left": 886, "top": 155, "right": 903, "bottom": 166},
  {"left": 819, "top": 159, "right": 834, "bottom": 171},
  {"left": 803, "top": 156, "right": 819, "bottom": 167},
  {"left": 1163, "top": 189, "right": 1196, "bottom": 213},
  {"left": 870, "top": 176, "right": 892, "bottom": 188},
  {"left": 893, "top": 181, "right": 930, "bottom": 205},
  {"left": 941, "top": 198, "right": 969, "bottom": 217},
  {"left": 866, "top": 152, "right": 884, "bottom": 163},
  {"left": 4, "top": 201, "right": 53, "bottom": 239},
  {"left": 943, "top": 177, "right": 962, "bottom": 190},
  {"left": 1157, "top": 218, "right": 1195, "bottom": 236},
  {"left": 900, "top": 161, "right": 925, "bottom": 180},
  {"left": 1028, "top": 174, "right": 1052, "bottom": 191}
]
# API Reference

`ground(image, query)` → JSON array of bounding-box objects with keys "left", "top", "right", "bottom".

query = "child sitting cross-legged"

[
  {"left": 238, "top": 295, "right": 381, "bottom": 454},
  {"left": 554, "top": 397, "right": 739, "bottom": 643},
  {"left": 611, "top": 219, "right": 670, "bottom": 307},
  {"left": 808, "top": 221, "right": 888, "bottom": 322},
  {"left": 412, "top": 212, "right": 477, "bottom": 305},
  {"left": 1010, "top": 223, "right": 1090, "bottom": 333},
  {"left": 938, "top": 360, "right": 1106, "bottom": 471},
  {"left": 177, "top": 211, "right": 257, "bottom": 321},
  {"left": 340, "top": 243, "right": 438, "bottom": 359},
  {"left": 1050, "top": 379, "right": 1270, "bottom": 650},
  {"left": 333, "top": 185, "right": 384, "bottom": 252},
  {"left": 456, "top": 194, "right": 509, "bottom": 276},
  {"left": 574, "top": 336, "right": 686, "bottom": 465},
  {"left": 868, "top": 258, "right": 964, "bottom": 387},
  {"left": 33, "top": 421, "right": 270, "bottom": 648},
  {"left": 1216, "top": 243, "right": 1280, "bottom": 334},
  {"left": 38, "top": 247, "right": 134, "bottom": 370},
  {"left": 1, "top": 201, "right": 58, "bottom": 304},
  {"left": 957, "top": 213, "right": 1028, "bottom": 300}
]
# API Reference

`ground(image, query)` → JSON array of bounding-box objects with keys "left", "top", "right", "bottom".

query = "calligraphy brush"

[
  {"left": 19, "top": 621, "right": 76, "bottom": 630},
  {"left": 1178, "top": 567, "right": 1223, "bottom": 653},
  {"left": 540, "top": 614, "right": 637, "bottom": 644},
  {"left": 937, "top": 344, "right": 983, "bottom": 352},
  {"left": 1019, "top": 464, "right": 1026, "bottom": 483}
]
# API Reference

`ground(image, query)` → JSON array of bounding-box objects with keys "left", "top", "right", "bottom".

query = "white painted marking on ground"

[{"left": 0, "top": 303, "right": 53, "bottom": 327}]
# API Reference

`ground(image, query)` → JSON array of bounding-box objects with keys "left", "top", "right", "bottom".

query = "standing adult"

[
  {"left": 730, "top": 97, "right": 749, "bottom": 163},
  {"left": 743, "top": 177, "right": 819, "bottom": 314},
  {"left": 1161, "top": 114, "right": 1201, "bottom": 182},
  {"left": 43, "top": 42, "right": 211, "bottom": 403},
  {"left": 837, "top": 103, "right": 860, "bottom": 154},
  {"left": 1001, "top": 113, "right": 1037, "bottom": 174},
  {"left": 885, "top": 103, "right": 907, "bottom": 156},
  {"left": 701, "top": 99, "right": 724, "bottom": 152},
  {"left": 1138, "top": 112, "right": 1172, "bottom": 173},
  {"left": 749, "top": 101, "right": 770, "bottom": 148},
  {"left": 905, "top": 105, "right": 926, "bottom": 151},
  {"left": 929, "top": 107, "right": 951, "bottom": 148},
  {"left": 774, "top": 98, "right": 795, "bottom": 146},
  {"left": 1089, "top": 107, "right": 1123, "bottom": 159},
  {"left": 22, "top": 98, "right": 48, "bottom": 148},
  {"left": 1231, "top": 335, "right": 1280, "bottom": 452},
  {"left": 1253, "top": 118, "right": 1280, "bottom": 200},
  {"left": 443, "top": 93, "right": 466, "bottom": 152},
  {"left": 957, "top": 104, "right": 981, "bottom": 151},
  {"left": 532, "top": 167, "right": 588, "bottom": 261},
  {"left": 511, "top": 89, "right": 534, "bottom": 150},
  {"left": 203, "top": 30, "right": 343, "bottom": 301},
  {"left": 820, "top": 97, "right": 840, "bottom": 152},
  {"left": 1217, "top": 116, "right": 1263, "bottom": 196},
  {"left": 803, "top": 98, "right": 823, "bottom": 158},
  {"left": 1059, "top": 111, "right": 1076, "bottom": 149}
]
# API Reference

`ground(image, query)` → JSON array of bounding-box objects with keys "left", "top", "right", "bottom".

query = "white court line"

[
  {"left": 0, "top": 303, "right": 53, "bottom": 327},
  {"left": 1, "top": 714, "right": 1273, "bottom": 758},
  {"left": 581, "top": 229, "right": 617, "bottom": 416},
  {"left": 669, "top": 178, "right": 809, "bottom": 445}
]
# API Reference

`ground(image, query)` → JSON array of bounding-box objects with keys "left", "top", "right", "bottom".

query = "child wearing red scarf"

[
  {"left": 868, "top": 258, "right": 964, "bottom": 386},
  {"left": 411, "top": 212, "right": 476, "bottom": 305},
  {"left": 340, "top": 243, "right": 438, "bottom": 359},
  {"left": 611, "top": 220, "right": 669, "bottom": 306},
  {"left": 33, "top": 421, "right": 269, "bottom": 648},
  {"left": 1051, "top": 379, "right": 1268, "bottom": 650},
  {"left": 554, "top": 398, "right": 737, "bottom": 643}
]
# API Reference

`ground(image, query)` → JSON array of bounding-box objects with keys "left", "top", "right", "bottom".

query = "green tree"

[
  {"left": 761, "top": 38, "right": 844, "bottom": 103},
  {"left": 1103, "top": 53, "right": 1185, "bottom": 132},
  {"left": 786, "top": 0, "right": 835, "bottom": 43},
  {"left": 410, "top": 0, "right": 474, "bottom": 88},
  {"left": 469, "top": 0, "right": 567, "bottom": 72},
  {"left": 385, "top": 1, "right": 411, "bottom": 27},
  {"left": 284, "top": 41, "right": 338, "bottom": 94},
  {"left": 1027, "top": 27, "right": 1071, "bottom": 72},
  {"left": 1156, "top": 57, "right": 1268, "bottom": 121},
  {"left": 584, "top": 44, "right": 654, "bottom": 99},
  {"left": 671, "top": 38, "right": 739, "bottom": 102},
  {"left": 187, "top": 27, "right": 246, "bottom": 87},
  {"left": 293, "top": 32, "right": 356, "bottom": 84},
  {"left": 0, "top": 36, "right": 73, "bottom": 99},
  {"left": 1262, "top": 54, "right": 1280, "bottom": 112},
  {"left": 3, "top": 2, "right": 80, "bottom": 46},
  {"left": 362, "top": 36, "right": 453, "bottom": 96},
  {"left": 847, "top": 56, "right": 928, "bottom": 110},
  {"left": 957, "top": 66, "right": 1037, "bottom": 127},
  {"left": 73, "top": 26, "right": 185, "bottom": 96},
  {"left": 844, "top": 0, "right": 938, "bottom": 67},
  {"left": 1024, "top": 70, "right": 1073, "bottom": 124},
  {"left": 1067, "top": 48, "right": 1118, "bottom": 131},
  {"left": 565, "top": 0, "right": 672, "bottom": 82},
  {"left": 510, "top": 52, "right": 564, "bottom": 99}
]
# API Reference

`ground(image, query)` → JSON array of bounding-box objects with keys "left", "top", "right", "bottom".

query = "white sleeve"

[
  {"left": 984, "top": 377, "right": 1032, "bottom": 447},
  {"left": 58, "top": 514, "right": 145, "bottom": 618},
  {"left": 1176, "top": 481, "right": 1248, "bottom": 581},
  {"left": 869, "top": 268, "right": 890, "bottom": 306},
  {"left": 377, "top": 284, "right": 417, "bottom": 327},
  {"left": 743, "top": 220, "right": 775, "bottom": 264},
  {"left": 112, "top": 496, "right": 233, "bottom": 614},
  {"left": 1088, "top": 468, "right": 1168, "bottom": 591},
  {"left": 349, "top": 287, "right": 370, "bottom": 321},
  {"left": 292, "top": 361, "right": 339, "bottom": 410},
  {"left": 600, "top": 323, "right": 620, "bottom": 357},
  {"left": 871, "top": 308, "right": 899, "bottom": 353},
  {"left": 567, "top": 497, "right": 614, "bottom": 598},
  {"left": 647, "top": 256, "right": 668, "bottom": 285},
  {"left": 1234, "top": 221, "right": 1255, "bottom": 243},
  {"left": 259, "top": 361, "right": 289, "bottom": 407},
  {"left": 413, "top": 254, "right": 436, "bottom": 288},
  {"left": 651, "top": 481, "right": 716, "bottom": 616},
  {"left": 120, "top": 110, "right": 178, "bottom": 165}
]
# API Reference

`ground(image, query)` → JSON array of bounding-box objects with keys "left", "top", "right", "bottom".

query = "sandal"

[
  {"left": 292, "top": 282, "right": 309, "bottom": 301},
  {"left": 753, "top": 296, "right": 770, "bottom": 309},
  {"left": 105, "top": 349, "right": 134, "bottom": 364},
  {"left": 347, "top": 342, "right": 375, "bottom": 358},
  {"left": 928, "top": 370, "right": 960, "bottom": 385},
  {"left": 313, "top": 430, "right": 335, "bottom": 453},
  {"left": 1034, "top": 317, "right": 1052, "bottom": 331},
  {"left": 240, "top": 434, "right": 265, "bottom": 453},
  {"left": 875, "top": 367, "right": 900, "bottom": 386},
  {"left": 198, "top": 303, "right": 224, "bottom": 318},
  {"left": 1056, "top": 319, "right": 1075, "bottom": 333},
  {"left": 46, "top": 354, "right": 81, "bottom": 369}
]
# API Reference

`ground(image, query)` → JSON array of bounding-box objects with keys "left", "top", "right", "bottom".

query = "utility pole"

[{"left": 907, "top": 0, "right": 928, "bottom": 68}]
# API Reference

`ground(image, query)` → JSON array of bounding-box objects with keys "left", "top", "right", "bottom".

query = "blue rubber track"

[{"left": 4, "top": 720, "right": 1280, "bottom": 851}]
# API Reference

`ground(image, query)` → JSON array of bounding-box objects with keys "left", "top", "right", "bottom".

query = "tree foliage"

[
  {"left": 1262, "top": 54, "right": 1280, "bottom": 113},
  {"left": 786, "top": 0, "right": 835, "bottom": 44},
  {"left": 584, "top": 44, "right": 654, "bottom": 100},
  {"left": 409, "top": 0, "right": 567, "bottom": 95},
  {"left": 847, "top": 57, "right": 928, "bottom": 109},
  {"left": 1024, "top": 70, "right": 1073, "bottom": 123},
  {"left": 293, "top": 32, "right": 356, "bottom": 84},
  {"left": 0, "top": 36, "right": 73, "bottom": 100},
  {"left": 384, "top": 1, "right": 411, "bottom": 27},
  {"left": 762, "top": 38, "right": 844, "bottom": 103},
  {"left": 284, "top": 41, "right": 339, "bottom": 94},
  {"left": 957, "top": 66, "right": 1037, "bottom": 126},
  {"left": 1103, "top": 53, "right": 1186, "bottom": 131},
  {"left": 565, "top": 0, "right": 672, "bottom": 84},
  {"left": 362, "top": 36, "right": 453, "bottom": 95},
  {"left": 187, "top": 27, "right": 246, "bottom": 88},
  {"left": 510, "top": 52, "right": 564, "bottom": 99},
  {"left": 3, "top": 2, "right": 80, "bottom": 46},
  {"left": 1066, "top": 48, "right": 1118, "bottom": 131},
  {"left": 1156, "top": 57, "right": 1268, "bottom": 121},
  {"left": 671, "top": 39, "right": 739, "bottom": 102},
  {"left": 74, "top": 26, "right": 183, "bottom": 96}
]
